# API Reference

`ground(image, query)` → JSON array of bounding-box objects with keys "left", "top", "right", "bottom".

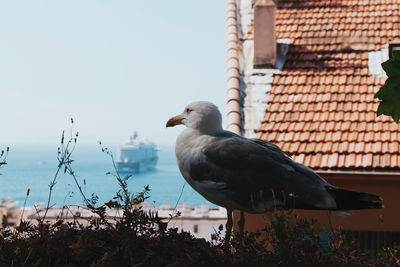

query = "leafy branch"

[
  {"left": 375, "top": 50, "right": 400, "bottom": 122},
  {"left": 98, "top": 142, "right": 152, "bottom": 223}
]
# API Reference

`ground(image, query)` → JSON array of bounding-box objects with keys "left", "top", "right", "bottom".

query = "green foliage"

[{"left": 375, "top": 50, "right": 400, "bottom": 122}]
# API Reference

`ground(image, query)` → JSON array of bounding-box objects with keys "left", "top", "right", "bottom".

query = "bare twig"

[
  {"left": 0, "top": 147, "right": 9, "bottom": 175},
  {"left": 20, "top": 188, "right": 30, "bottom": 222},
  {"left": 167, "top": 182, "right": 186, "bottom": 223}
]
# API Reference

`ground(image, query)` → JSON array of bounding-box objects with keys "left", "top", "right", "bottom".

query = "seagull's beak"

[{"left": 166, "top": 115, "right": 184, "bottom": 128}]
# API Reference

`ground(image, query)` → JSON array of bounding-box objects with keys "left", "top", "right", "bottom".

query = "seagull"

[{"left": 166, "top": 101, "right": 383, "bottom": 239}]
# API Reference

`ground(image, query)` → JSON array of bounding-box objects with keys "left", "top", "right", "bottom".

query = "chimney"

[{"left": 253, "top": 0, "right": 276, "bottom": 67}]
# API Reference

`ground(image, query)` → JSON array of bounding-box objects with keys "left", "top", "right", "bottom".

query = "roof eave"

[{"left": 316, "top": 170, "right": 400, "bottom": 180}]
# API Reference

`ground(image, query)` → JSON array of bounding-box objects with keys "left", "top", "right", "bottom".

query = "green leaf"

[
  {"left": 393, "top": 50, "right": 400, "bottom": 61},
  {"left": 383, "top": 75, "right": 400, "bottom": 91},
  {"left": 375, "top": 83, "right": 400, "bottom": 122},
  {"left": 381, "top": 60, "right": 400, "bottom": 77},
  {"left": 376, "top": 51, "right": 400, "bottom": 122}
]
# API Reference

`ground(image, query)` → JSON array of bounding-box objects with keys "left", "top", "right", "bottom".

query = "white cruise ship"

[{"left": 116, "top": 132, "right": 158, "bottom": 173}]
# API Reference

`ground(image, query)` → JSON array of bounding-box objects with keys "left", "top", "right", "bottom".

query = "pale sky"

[{"left": 0, "top": 1, "right": 227, "bottom": 146}]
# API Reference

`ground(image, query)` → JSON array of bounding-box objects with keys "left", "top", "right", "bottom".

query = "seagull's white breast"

[{"left": 174, "top": 129, "right": 243, "bottom": 209}]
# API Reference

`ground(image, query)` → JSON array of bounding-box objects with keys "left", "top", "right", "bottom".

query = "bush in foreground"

[{"left": 1, "top": 206, "right": 400, "bottom": 266}]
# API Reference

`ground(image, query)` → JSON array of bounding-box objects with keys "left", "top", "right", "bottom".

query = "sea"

[{"left": 0, "top": 144, "right": 216, "bottom": 209}]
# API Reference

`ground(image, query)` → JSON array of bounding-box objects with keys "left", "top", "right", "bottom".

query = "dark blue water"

[{"left": 0, "top": 144, "right": 216, "bottom": 208}]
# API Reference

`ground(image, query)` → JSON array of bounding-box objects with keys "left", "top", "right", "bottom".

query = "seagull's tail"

[{"left": 327, "top": 187, "right": 383, "bottom": 210}]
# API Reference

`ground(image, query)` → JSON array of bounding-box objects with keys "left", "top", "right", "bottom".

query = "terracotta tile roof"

[{"left": 251, "top": 0, "right": 400, "bottom": 170}]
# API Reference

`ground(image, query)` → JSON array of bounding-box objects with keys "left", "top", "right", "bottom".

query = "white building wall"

[
  {"left": 368, "top": 46, "right": 389, "bottom": 78},
  {"left": 237, "top": 0, "right": 289, "bottom": 138},
  {"left": 168, "top": 218, "right": 226, "bottom": 240}
]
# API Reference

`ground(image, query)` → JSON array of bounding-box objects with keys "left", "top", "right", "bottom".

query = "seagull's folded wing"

[{"left": 187, "top": 133, "right": 336, "bottom": 212}]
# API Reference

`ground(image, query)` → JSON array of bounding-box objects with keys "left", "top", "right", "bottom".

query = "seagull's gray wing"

[
  {"left": 188, "top": 133, "right": 334, "bottom": 213},
  {"left": 249, "top": 138, "right": 292, "bottom": 157}
]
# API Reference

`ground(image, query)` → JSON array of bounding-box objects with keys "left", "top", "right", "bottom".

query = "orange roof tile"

[{"left": 252, "top": 0, "right": 400, "bottom": 170}]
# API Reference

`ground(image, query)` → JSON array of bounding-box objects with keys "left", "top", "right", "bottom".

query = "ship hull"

[{"left": 116, "top": 157, "right": 158, "bottom": 174}]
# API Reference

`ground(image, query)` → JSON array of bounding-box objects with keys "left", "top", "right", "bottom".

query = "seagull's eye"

[{"left": 185, "top": 108, "right": 193, "bottom": 114}]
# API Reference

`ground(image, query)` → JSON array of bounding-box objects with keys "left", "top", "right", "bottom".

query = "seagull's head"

[{"left": 166, "top": 101, "right": 223, "bottom": 133}]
